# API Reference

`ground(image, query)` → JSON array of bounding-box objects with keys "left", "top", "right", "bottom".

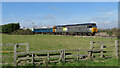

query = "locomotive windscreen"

[{"left": 87, "top": 23, "right": 96, "bottom": 28}]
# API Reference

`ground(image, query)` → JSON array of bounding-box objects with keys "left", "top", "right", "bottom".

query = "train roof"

[{"left": 56, "top": 23, "right": 96, "bottom": 27}]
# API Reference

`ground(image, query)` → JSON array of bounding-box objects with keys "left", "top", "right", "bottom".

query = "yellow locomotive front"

[
  {"left": 91, "top": 26, "right": 97, "bottom": 33},
  {"left": 89, "top": 25, "right": 97, "bottom": 36},
  {"left": 88, "top": 23, "right": 97, "bottom": 35}
]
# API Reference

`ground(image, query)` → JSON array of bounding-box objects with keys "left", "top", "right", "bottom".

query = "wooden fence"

[
  {"left": 2, "top": 40, "right": 120, "bottom": 66},
  {"left": 13, "top": 40, "right": 119, "bottom": 66},
  {"left": 16, "top": 49, "right": 90, "bottom": 66}
]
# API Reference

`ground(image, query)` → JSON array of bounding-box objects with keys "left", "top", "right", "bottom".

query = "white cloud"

[
  {"left": 97, "top": 10, "right": 118, "bottom": 17},
  {"left": 103, "top": 20, "right": 110, "bottom": 24},
  {"left": 96, "top": 20, "right": 118, "bottom": 29}
]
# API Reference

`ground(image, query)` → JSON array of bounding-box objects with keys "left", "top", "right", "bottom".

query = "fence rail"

[{"left": 0, "top": 43, "right": 27, "bottom": 46}]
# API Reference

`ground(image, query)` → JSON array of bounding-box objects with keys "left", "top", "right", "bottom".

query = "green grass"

[
  {"left": 46, "top": 58, "right": 118, "bottom": 66},
  {"left": 2, "top": 35, "right": 117, "bottom": 51},
  {"left": 2, "top": 34, "right": 119, "bottom": 66}
]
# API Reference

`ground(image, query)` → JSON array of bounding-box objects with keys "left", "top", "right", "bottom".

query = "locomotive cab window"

[{"left": 87, "top": 26, "right": 92, "bottom": 28}]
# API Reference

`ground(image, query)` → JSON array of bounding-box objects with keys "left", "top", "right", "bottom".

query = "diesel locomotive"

[{"left": 33, "top": 23, "right": 97, "bottom": 36}]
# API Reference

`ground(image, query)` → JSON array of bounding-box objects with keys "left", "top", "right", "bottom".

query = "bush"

[
  {"left": 107, "top": 31, "right": 113, "bottom": 37},
  {"left": 11, "top": 29, "right": 33, "bottom": 35},
  {"left": 111, "top": 28, "right": 118, "bottom": 37},
  {"left": 0, "top": 23, "right": 20, "bottom": 34},
  {"left": 98, "top": 29, "right": 109, "bottom": 32}
]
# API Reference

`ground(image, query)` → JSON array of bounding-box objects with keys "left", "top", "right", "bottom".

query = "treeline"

[
  {"left": 98, "top": 28, "right": 120, "bottom": 38},
  {"left": 0, "top": 23, "right": 33, "bottom": 35},
  {"left": 0, "top": 23, "right": 20, "bottom": 34}
]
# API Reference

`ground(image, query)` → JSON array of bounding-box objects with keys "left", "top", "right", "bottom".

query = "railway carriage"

[
  {"left": 33, "top": 28, "right": 53, "bottom": 34},
  {"left": 33, "top": 23, "right": 97, "bottom": 36}
]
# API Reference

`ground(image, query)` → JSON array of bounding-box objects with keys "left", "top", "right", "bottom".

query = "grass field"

[
  {"left": 2, "top": 35, "right": 117, "bottom": 51},
  {"left": 2, "top": 34, "right": 119, "bottom": 66}
]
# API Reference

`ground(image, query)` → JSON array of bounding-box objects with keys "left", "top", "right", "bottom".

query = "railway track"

[{"left": 34, "top": 33, "right": 116, "bottom": 39}]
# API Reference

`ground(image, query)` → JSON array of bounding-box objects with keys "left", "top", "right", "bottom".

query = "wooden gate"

[
  {"left": 88, "top": 40, "right": 119, "bottom": 59},
  {"left": 1, "top": 43, "right": 29, "bottom": 65}
]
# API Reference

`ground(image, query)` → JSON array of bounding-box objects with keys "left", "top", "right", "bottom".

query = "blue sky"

[
  {"left": 2, "top": 2, "right": 118, "bottom": 29},
  {"left": 2, "top": 0, "right": 119, "bottom": 2}
]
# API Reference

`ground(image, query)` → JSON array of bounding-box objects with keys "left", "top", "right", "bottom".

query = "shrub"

[
  {"left": 107, "top": 31, "right": 113, "bottom": 37},
  {"left": 11, "top": 29, "right": 33, "bottom": 35},
  {"left": 111, "top": 28, "right": 118, "bottom": 37}
]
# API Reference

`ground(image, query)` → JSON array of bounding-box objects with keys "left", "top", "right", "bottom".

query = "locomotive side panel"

[{"left": 56, "top": 25, "right": 90, "bottom": 33}]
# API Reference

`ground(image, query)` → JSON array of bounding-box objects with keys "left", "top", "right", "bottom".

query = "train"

[{"left": 32, "top": 23, "right": 97, "bottom": 36}]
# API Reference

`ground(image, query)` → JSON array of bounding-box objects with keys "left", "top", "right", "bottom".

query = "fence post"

[
  {"left": 62, "top": 50, "right": 65, "bottom": 62},
  {"left": 26, "top": 42, "right": 29, "bottom": 63},
  {"left": 88, "top": 41, "right": 93, "bottom": 59},
  {"left": 14, "top": 43, "right": 17, "bottom": 66},
  {"left": 59, "top": 49, "right": 65, "bottom": 62},
  {"left": 100, "top": 42, "right": 104, "bottom": 58},
  {"left": 26, "top": 42, "right": 29, "bottom": 53},
  {"left": 115, "top": 40, "right": 118, "bottom": 58},
  {"left": 32, "top": 53, "right": 34, "bottom": 65},
  {"left": 77, "top": 50, "right": 79, "bottom": 60},
  {"left": 47, "top": 53, "right": 50, "bottom": 62},
  {"left": 59, "top": 50, "right": 62, "bottom": 61}
]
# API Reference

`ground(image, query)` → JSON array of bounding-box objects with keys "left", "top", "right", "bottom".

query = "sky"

[
  {"left": 2, "top": 2, "right": 118, "bottom": 29},
  {"left": 1, "top": 0, "right": 119, "bottom": 2}
]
